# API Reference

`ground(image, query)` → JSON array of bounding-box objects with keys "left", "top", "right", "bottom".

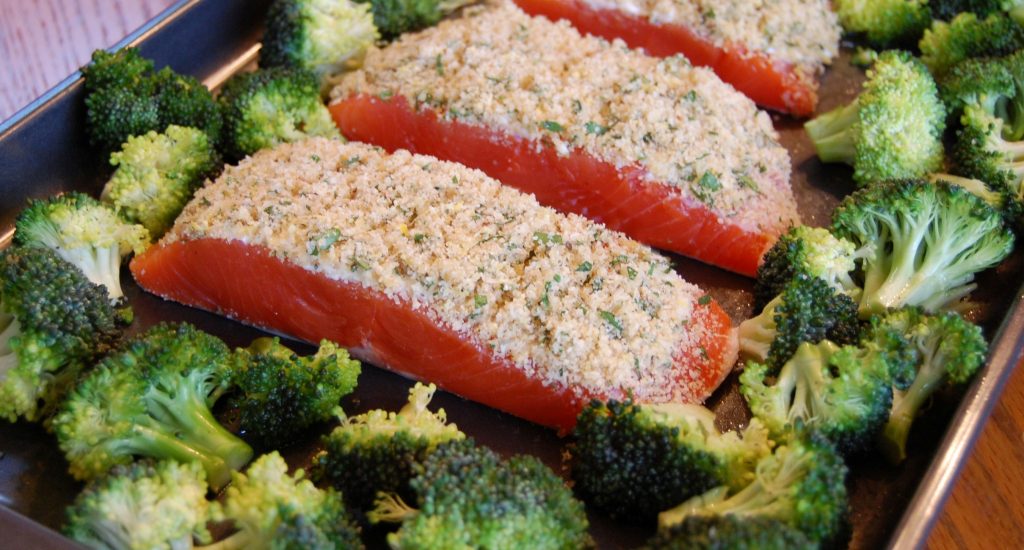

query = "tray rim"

[{"left": 1, "top": 1, "right": 1022, "bottom": 547}]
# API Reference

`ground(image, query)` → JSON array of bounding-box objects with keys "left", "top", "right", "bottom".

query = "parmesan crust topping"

[
  {"left": 330, "top": 1, "right": 798, "bottom": 235},
  {"left": 581, "top": 0, "right": 841, "bottom": 75},
  {"left": 167, "top": 139, "right": 724, "bottom": 402}
]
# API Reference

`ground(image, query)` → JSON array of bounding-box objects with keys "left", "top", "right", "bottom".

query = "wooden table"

[{"left": 1, "top": 1, "right": 1022, "bottom": 547}]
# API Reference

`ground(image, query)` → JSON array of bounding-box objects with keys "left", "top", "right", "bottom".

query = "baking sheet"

[{"left": 2, "top": 1, "right": 1023, "bottom": 547}]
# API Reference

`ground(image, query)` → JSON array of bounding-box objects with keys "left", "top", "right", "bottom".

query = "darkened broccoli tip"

[
  {"left": 369, "top": 438, "right": 593, "bottom": 549},
  {"left": 872, "top": 308, "right": 987, "bottom": 463},
  {"left": 201, "top": 452, "right": 363, "bottom": 550},
  {"left": 64, "top": 459, "right": 213, "bottom": 550},
  {"left": 832, "top": 179, "right": 1014, "bottom": 316},
  {"left": 356, "top": 0, "right": 474, "bottom": 40},
  {"left": 52, "top": 322, "right": 253, "bottom": 489},
  {"left": 218, "top": 67, "right": 342, "bottom": 161},
  {"left": 805, "top": 50, "right": 945, "bottom": 186},
  {"left": 1, "top": 246, "right": 122, "bottom": 423},
  {"left": 920, "top": 12, "right": 1024, "bottom": 77},
  {"left": 754, "top": 225, "right": 862, "bottom": 310},
  {"left": 833, "top": 0, "right": 932, "bottom": 47},
  {"left": 312, "top": 381, "right": 463, "bottom": 510},
  {"left": 570, "top": 399, "right": 771, "bottom": 521},
  {"left": 739, "top": 273, "right": 860, "bottom": 371},
  {"left": 658, "top": 431, "right": 849, "bottom": 547},
  {"left": 83, "top": 47, "right": 221, "bottom": 155},
  {"left": 102, "top": 125, "right": 221, "bottom": 238},
  {"left": 229, "top": 336, "right": 360, "bottom": 449},
  {"left": 641, "top": 514, "right": 816, "bottom": 550},
  {"left": 14, "top": 192, "right": 149, "bottom": 303},
  {"left": 927, "top": 0, "right": 1020, "bottom": 21}
]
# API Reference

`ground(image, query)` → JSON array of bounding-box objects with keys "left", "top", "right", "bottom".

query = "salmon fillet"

[
  {"left": 131, "top": 139, "right": 738, "bottom": 431},
  {"left": 329, "top": 2, "right": 800, "bottom": 277}
]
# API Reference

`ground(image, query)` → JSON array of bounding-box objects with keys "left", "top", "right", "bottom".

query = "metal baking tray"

[{"left": 2, "top": 0, "right": 1023, "bottom": 547}]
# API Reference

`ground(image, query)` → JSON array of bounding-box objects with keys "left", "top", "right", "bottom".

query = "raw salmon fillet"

[
  {"left": 329, "top": 2, "right": 800, "bottom": 277},
  {"left": 512, "top": 0, "right": 841, "bottom": 116},
  {"left": 131, "top": 139, "right": 738, "bottom": 431}
]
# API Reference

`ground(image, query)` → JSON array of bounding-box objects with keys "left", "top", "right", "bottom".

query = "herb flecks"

[{"left": 310, "top": 228, "right": 342, "bottom": 256}]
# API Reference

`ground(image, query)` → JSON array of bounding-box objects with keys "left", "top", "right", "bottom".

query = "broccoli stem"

[
  {"left": 738, "top": 295, "right": 779, "bottom": 362},
  {"left": 787, "top": 345, "right": 830, "bottom": 424},
  {"left": 60, "top": 244, "right": 124, "bottom": 302},
  {"left": 878, "top": 358, "right": 945, "bottom": 463},
  {"left": 859, "top": 211, "right": 933, "bottom": 315},
  {"left": 368, "top": 493, "right": 420, "bottom": 524},
  {"left": 123, "top": 423, "right": 237, "bottom": 488},
  {"left": 194, "top": 530, "right": 253, "bottom": 550},
  {"left": 805, "top": 102, "right": 860, "bottom": 165}
]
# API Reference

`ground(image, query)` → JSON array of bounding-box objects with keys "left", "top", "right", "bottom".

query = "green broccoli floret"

[
  {"left": 805, "top": 50, "right": 945, "bottom": 186},
  {"left": 920, "top": 13, "right": 1024, "bottom": 77},
  {"left": 84, "top": 48, "right": 221, "bottom": 154},
  {"left": 929, "top": 172, "right": 1005, "bottom": 209},
  {"left": 14, "top": 193, "right": 149, "bottom": 302},
  {"left": 218, "top": 67, "right": 341, "bottom": 161},
  {"left": 833, "top": 0, "right": 932, "bottom": 47},
  {"left": 658, "top": 432, "right": 848, "bottom": 547},
  {"left": 755, "top": 226, "right": 862, "bottom": 309},
  {"left": 52, "top": 322, "right": 253, "bottom": 489},
  {"left": 200, "top": 452, "right": 362, "bottom": 550},
  {"left": 312, "top": 382, "right": 463, "bottom": 510},
  {"left": 832, "top": 179, "right": 1014, "bottom": 316},
  {"left": 369, "top": 439, "right": 592, "bottom": 549},
  {"left": 641, "top": 515, "right": 815, "bottom": 550},
  {"left": 356, "top": 0, "right": 474, "bottom": 40},
  {"left": 955, "top": 105, "right": 1024, "bottom": 219},
  {"left": 570, "top": 400, "right": 771, "bottom": 521},
  {"left": 938, "top": 56, "right": 1017, "bottom": 120},
  {"left": 873, "top": 308, "right": 987, "bottom": 463},
  {"left": 64, "top": 459, "right": 212, "bottom": 550},
  {"left": 0, "top": 247, "right": 121, "bottom": 423},
  {"left": 102, "top": 125, "right": 220, "bottom": 238},
  {"left": 230, "top": 337, "right": 361, "bottom": 449},
  {"left": 261, "top": 0, "right": 379, "bottom": 86},
  {"left": 739, "top": 274, "right": 860, "bottom": 370},
  {"left": 928, "top": 0, "right": 1015, "bottom": 20}
]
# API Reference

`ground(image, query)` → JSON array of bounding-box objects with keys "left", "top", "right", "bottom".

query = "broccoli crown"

[
  {"left": 922, "top": 13, "right": 1024, "bottom": 78},
  {"left": 805, "top": 50, "right": 946, "bottom": 186},
  {"left": 312, "top": 382, "right": 463, "bottom": 510},
  {"left": 939, "top": 56, "right": 1017, "bottom": 119},
  {"left": 64, "top": 459, "right": 212, "bottom": 550},
  {"left": 261, "top": 0, "right": 379, "bottom": 82},
  {"left": 832, "top": 179, "right": 1014, "bottom": 316},
  {"left": 0, "top": 246, "right": 121, "bottom": 423},
  {"left": 218, "top": 67, "right": 341, "bottom": 161},
  {"left": 570, "top": 399, "right": 771, "bottom": 521},
  {"left": 658, "top": 432, "right": 849, "bottom": 546},
  {"left": 102, "top": 125, "right": 220, "bottom": 238},
  {"left": 84, "top": 48, "right": 221, "bottom": 154},
  {"left": 641, "top": 514, "right": 815, "bottom": 550},
  {"left": 740, "top": 273, "right": 861, "bottom": 372},
  {"left": 52, "top": 322, "right": 252, "bottom": 488},
  {"left": 14, "top": 192, "right": 149, "bottom": 302},
  {"left": 372, "top": 438, "right": 592, "bottom": 549},
  {"left": 928, "top": 0, "right": 1008, "bottom": 20},
  {"left": 872, "top": 308, "right": 987, "bottom": 462},
  {"left": 955, "top": 104, "right": 1024, "bottom": 220},
  {"left": 356, "top": 0, "right": 472, "bottom": 40},
  {"left": 833, "top": 0, "right": 931, "bottom": 47},
  {"left": 230, "top": 337, "right": 360, "bottom": 449},
  {"left": 206, "top": 452, "right": 362, "bottom": 550},
  {"left": 755, "top": 225, "right": 861, "bottom": 309}
]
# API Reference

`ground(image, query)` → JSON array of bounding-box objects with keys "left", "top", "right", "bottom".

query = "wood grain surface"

[{"left": 0, "top": 1, "right": 1022, "bottom": 548}]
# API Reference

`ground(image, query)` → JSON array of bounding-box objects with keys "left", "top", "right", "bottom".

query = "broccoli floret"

[
  {"left": 755, "top": 226, "right": 862, "bottom": 309},
  {"left": 64, "top": 459, "right": 212, "bottom": 550},
  {"left": 14, "top": 193, "right": 149, "bottom": 302},
  {"left": 928, "top": 0, "right": 1010, "bottom": 20},
  {"left": 230, "top": 337, "right": 361, "bottom": 449},
  {"left": 955, "top": 105, "right": 1024, "bottom": 219},
  {"left": 833, "top": 0, "right": 932, "bottom": 47},
  {"left": 312, "top": 382, "right": 463, "bottom": 510},
  {"left": 739, "top": 274, "right": 860, "bottom": 370},
  {"left": 52, "top": 323, "right": 253, "bottom": 489},
  {"left": 929, "top": 172, "right": 1005, "bottom": 209},
  {"left": 82, "top": 48, "right": 154, "bottom": 93},
  {"left": 102, "top": 125, "right": 220, "bottom": 238},
  {"left": 200, "top": 452, "right": 362, "bottom": 550},
  {"left": 356, "top": 0, "right": 473, "bottom": 40},
  {"left": 873, "top": 308, "right": 987, "bottom": 463},
  {"left": 832, "top": 179, "right": 1014, "bottom": 316},
  {"left": 938, "top": 56, "right": 1017, "bottom": 120},
  {"left": 805, "top": 50, "right": 945, "bottom": 186},
  {"left": 218, "top": 67, "right": 341, "bottom": 161},
  {"left": 920, "top": 13, "right": 1024, "bottom": 77},
  {"left": 570, "top": 399, "right": 771, "bottom": 521},
  {"left": 658, "top": 432, "right": 848, "bottom": 546},
  {"left": 261, "top": 0, "right": 379, "bottom": 86},
  {"left": 370, "top": 439, "right": 592, "bottom": 549},
  {"left": 641, "top": 515, "right": 815, "bottom": 550},
  {"left": 0, "top": 247, "right": 121, "bottom": 423}
]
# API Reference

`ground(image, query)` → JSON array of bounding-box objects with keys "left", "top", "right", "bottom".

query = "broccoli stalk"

[{"left": 805, "top": 51, "right": 946, "bottom": 186}]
